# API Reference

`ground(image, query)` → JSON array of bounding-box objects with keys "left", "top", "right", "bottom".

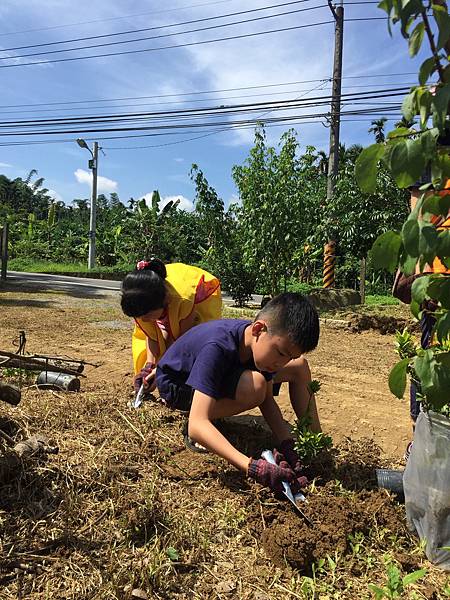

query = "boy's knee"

[
  {"left": 236, "top": 371, "right": 267, "bottom": 408},
  {"left": 252, "top": 372, "right": 267, "bottom": 405}
]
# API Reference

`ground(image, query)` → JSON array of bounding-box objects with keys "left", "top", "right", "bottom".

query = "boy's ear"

[{"left": 251, "top": 320, "right": 267, "bottom": 337}]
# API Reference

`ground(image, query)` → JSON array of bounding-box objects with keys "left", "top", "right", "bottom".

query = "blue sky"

[{"left": 0, "top": 0, "right": 427, "bottom": 210}]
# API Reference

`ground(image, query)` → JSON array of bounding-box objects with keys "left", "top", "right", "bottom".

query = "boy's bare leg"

[{"left": 273, "top": 357, "right": 322, "bottom": 433}]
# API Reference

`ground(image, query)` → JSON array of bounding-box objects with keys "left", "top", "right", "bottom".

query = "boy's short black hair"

[{"left": 256, "top": 292, "right": 319, "bottom": 353}]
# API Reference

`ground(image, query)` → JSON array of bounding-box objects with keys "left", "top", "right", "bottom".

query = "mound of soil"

[
  {"left": 349, "top": 314, "right": 417, "bottom": 335},
  {"left": 261, "top": 485, "right": 405, "bottom": 572}
]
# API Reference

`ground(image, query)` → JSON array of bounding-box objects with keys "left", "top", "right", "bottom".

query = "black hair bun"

[{"left": 146, "top": 257, "right": 167, "bottom": 279}]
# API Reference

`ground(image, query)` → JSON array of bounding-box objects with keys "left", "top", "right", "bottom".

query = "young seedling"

[
  {"left": 292, "top": 380, "right": 333, "bottom": 462},
  {"left": 368, "top": 561, "right": 426, "bottom": 599}
]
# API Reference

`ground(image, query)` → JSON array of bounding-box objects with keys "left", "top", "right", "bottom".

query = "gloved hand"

[
  {"left": 276, "top": 439, "right": 308, "bottom": 488},
  {"left": 247, "top": 458, "right": 296, "bottom": 493},
  {"left": 134, "top": 362, "right": 156, "bottom": 394}
]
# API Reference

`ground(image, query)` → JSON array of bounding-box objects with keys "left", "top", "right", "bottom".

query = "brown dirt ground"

[{"left": 0, "top": 285, "right": 448, "bottom": 599}]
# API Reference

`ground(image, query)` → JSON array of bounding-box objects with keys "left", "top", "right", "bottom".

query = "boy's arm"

[
  {"left": 188, "top": 390, "right": 251, "bottom": 472},
  {"left": 258, "top": 383, "right": 293, "bottom": 444}
]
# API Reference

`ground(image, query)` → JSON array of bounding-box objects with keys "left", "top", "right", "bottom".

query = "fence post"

[{"left": 1, "top": 223, "right": 8, "bottom": 281}]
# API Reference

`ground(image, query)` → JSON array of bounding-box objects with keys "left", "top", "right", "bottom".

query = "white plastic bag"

[{"left": 403, "top": 411, "right": 450, "bottom": 570}]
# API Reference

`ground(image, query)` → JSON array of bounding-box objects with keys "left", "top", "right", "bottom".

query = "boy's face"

[{"left": 250, "top": 320, "right": 302, "bottom": 373}]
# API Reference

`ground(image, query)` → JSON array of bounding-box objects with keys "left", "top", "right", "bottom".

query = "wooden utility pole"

[{"left": 323, "top": 0, "right": 344, "bottom": 289}]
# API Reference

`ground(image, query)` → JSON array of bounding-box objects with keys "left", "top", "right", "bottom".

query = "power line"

[
  {"left": 0, "top": 18, "right": 388, "bottom": 69},
  {"left": 0, "top": 102, "right": 405, "bottom": 137},
  {"left": 0, "top": 88, "right": 409, "bottom": 128},
  {"left": 0, "top": 73, "right": 417, "bottom": 110},
  {"left": 0, "top": 84, "right": 416, "bottom": 117},
  {"left": 0, "top": 0, "right": 322, "bottom": 52},
  {"left": 0, "top": 0, "right": 236, "bottom": 38},
  {"left": 1, "top": 5, "right": 331, "bottom": 61}
]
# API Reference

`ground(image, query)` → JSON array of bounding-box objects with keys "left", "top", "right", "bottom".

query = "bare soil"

[{"left": 0, "top": 286, "right": 448, "bottom": 599}]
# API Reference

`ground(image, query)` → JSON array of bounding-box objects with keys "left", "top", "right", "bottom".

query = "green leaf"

[
  {"left": 370, "top": 230, "right": 402, "bottom": 271},
  {"left": 389, "top": 138, "right": 426, "bottom": 188},
  {"left": 419, "top": 57, "right": 437, "bottom": 86},
  {"left": 166, "top": 546, "right": 179, "bottom": 561},
  {"left": 409, "top": 22, "right": 424, "bottom": 56},
  {"left": 437, "top": 229, "right": 450, "bottom": 262},
  {"left": 402, "top": 89, "right": 417, "bottom": 121},
  {"left": 402, "top": 218, "right": 420, "bottom": 257},
  {"left": 402, "top": 569, "right": 427, "bottom": 586},
  {"left": 387, "top": 127, "right": 413, "bottom": 139},
  {"left": 417, "top": 88, "right": 432, "bottom": 129},
  {"left": 420, "top": 129, "right": 438, "bottom": 160},
  {"left": 428, "top": 277, "right": 450, "bottom": 308},
  {"left": 433, "top": 5, "right": 450, "bottom": 50},
  {"left": 436, "top": 311, "right": 450, "bottom": 344},
  {"left": 355, "top": 144, "right": 385, "bottom": 193},
  {"left": 389, "top": 357, "right": 410, "bottom": 398},
  {"left": 411, "top": 274, "right": 431, "bottom": 304},
  {"left": 432, "top": 84, "right": 450, "bottom": 130},
  {"left": 418, "top": 221, "right": 439, "bottom": 264},
  {"left": 415, "top": 351, "right": 450, "bottom": 409}
]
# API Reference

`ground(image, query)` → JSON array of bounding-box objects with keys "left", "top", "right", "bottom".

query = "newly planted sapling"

[{"left": 292, "top": 380, "right": 333, "bottom": 462}]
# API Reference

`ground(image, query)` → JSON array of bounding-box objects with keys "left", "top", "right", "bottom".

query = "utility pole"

[
  {"left": 88, "top": 141, "right": 99, "bottom": 270},
  {"left": 323, "top": 0, "right": 344, "bottom": 289},
  {"left": 76, "top": 139, "right": 99, "bottom": 269}
]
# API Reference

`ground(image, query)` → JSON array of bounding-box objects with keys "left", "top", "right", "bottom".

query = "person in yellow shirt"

[{"left": 121, "top": 258, "right": 221, "bottom": 394}]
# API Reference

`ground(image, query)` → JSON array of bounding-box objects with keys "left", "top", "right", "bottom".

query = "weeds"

[{"left": 368, "top": 559, "right": 426, "bottom": 599}]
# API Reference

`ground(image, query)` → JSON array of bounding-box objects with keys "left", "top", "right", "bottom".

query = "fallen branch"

[{"left": 0, "top": 350, "right": 85, "bottom": 377}]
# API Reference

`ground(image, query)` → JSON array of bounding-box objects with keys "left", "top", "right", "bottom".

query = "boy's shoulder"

[{"left": 185, "top": 318, "right": 250, "bottom": 344}]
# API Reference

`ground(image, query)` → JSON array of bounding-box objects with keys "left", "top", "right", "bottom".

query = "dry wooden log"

[
  {"left": 0, "top": 381, "right": 21, "bottom": 405},
  {"left": 0, "top": 350, "right": 85, "bottom": 376}
]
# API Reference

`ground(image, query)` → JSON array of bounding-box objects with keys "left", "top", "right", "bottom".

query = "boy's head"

[{"left": 249, "top": 292, "right": 319, "bottom": 373}]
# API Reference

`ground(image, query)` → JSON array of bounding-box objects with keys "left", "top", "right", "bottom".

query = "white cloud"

[
  {"left": 47, "top": 189, "right": 64, "bottom": 203},
  {"left": 141, "top": 192, "right": 194, "bottom": 212},
  {"left": 0, "top": 162, "right": 12, "bottom": 168},
  {"left": 74, "top": 168, "right": 118, "bottom": 193},
  {"left": 174, "top": 157, "right": 184, "bottom": 163}
]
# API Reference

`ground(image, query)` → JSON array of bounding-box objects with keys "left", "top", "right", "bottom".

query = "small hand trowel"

[{"left": 261, "top": 449, "right": 313, "bottom": 526}]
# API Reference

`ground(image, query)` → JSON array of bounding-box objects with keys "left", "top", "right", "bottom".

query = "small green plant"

[
  {"left": 292, "top": 380, "right": 333, "bottom": 462},
  {"left": 368, "top": 561, "right": 426, "bottom": 599}
]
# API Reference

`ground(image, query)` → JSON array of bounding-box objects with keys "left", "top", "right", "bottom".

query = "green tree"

[{"left": 233, "top": 127, "right": 320, "bottom": 295}]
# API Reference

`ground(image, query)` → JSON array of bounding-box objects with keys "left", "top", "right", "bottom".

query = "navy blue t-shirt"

[{"left": 156, "top": 319, "right": 273, "bottom": 402}]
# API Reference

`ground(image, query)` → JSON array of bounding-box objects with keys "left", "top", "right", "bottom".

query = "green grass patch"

[
  {"left": 365, "top": 294, "right": 399, "bottom": 306},
  {"left": 8, "top": 258, "right": 133, "bottom": 279}
]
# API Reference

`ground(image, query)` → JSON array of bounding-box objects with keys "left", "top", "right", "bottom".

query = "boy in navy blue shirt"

[{"left": 155, "top": 292, "right": 320, "bottom": 493}]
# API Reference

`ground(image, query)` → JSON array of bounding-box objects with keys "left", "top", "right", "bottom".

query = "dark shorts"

[{"left": 157, "top": 366, "right": 277, "bottom": 412}]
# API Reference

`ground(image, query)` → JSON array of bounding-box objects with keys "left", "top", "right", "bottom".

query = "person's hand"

[
  {"left": 134, "top": 362, "right": 156, "bottom": 394},
  {"left": 247, "top": 458, "right": 296, "bottom": 493},
  {"left": 276, "top": 439, "right": 308, "bottom": 488}
]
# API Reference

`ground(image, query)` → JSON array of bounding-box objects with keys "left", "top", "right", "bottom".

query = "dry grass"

[
  {"left": 0, "top": 385, "right": 448, "bottom": 600},
  {"left": 0, "top": 287, "right": 448, "bottom": 599}
]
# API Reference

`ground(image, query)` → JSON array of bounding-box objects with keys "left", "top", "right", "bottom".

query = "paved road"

[{"left": 5, "top": 271, "right": 263, "bottom": 306}]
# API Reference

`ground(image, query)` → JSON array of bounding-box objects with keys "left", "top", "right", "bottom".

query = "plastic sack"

[{"left": 403, "top": 411, "right": 450, "bottom": 570}]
